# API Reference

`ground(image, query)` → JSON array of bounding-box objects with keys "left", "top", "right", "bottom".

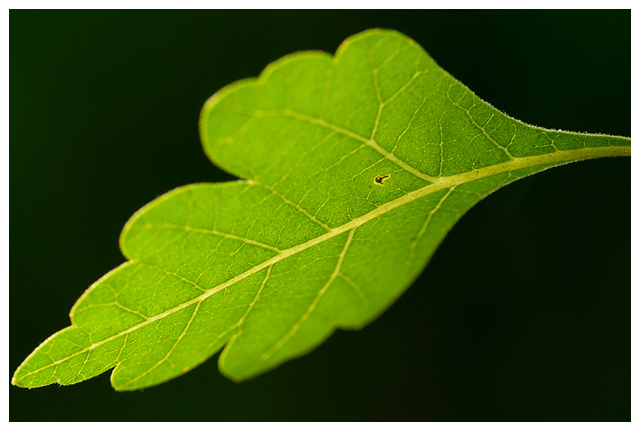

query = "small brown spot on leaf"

[{"left": 374, "top": 174, "right": 390, "bottom": 185}]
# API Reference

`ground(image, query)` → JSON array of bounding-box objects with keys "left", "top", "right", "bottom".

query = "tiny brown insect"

[{"left": 374, "top": 174, "right": 390, "bottom": 185}]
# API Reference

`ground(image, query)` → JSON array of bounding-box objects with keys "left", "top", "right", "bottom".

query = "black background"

[{"left": 10, "top": 10, "right": 630, "bottom": 421}]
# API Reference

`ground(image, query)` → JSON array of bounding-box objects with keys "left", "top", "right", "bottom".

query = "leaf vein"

[
  {"left": 260, "top": 228, "right": 357, "bottom": 362},
  {"left": 139, "top": 223, "right": 282, "bottom": 253}
]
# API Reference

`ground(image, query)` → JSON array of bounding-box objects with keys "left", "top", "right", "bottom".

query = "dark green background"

[{"left": 10, "top": 10, "right": 630, "bottom": 421}]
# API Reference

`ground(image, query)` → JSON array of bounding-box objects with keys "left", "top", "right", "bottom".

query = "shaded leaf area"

[{"left": 13, "top": 29, "right": 629, "bottom": 390}]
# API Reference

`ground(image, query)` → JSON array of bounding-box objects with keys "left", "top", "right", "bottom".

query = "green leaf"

[{"left": 12, "top": 29, "right": 630, "bottom": 391}]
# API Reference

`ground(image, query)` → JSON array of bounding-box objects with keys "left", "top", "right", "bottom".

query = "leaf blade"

[{"left": 13, "top": 28, "right": 630, "bottom": 390}]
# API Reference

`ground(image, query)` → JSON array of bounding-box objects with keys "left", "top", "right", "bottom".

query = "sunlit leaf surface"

[{"left": 13, "top": 29, "right": 630, "bottom": 391}]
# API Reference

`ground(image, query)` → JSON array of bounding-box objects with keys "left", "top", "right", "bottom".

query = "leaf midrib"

[{"left": 14, "top": 144, "right": 629, "bottom": 383}]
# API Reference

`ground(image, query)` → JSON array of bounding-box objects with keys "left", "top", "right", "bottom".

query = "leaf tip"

[
  {"left": 12, "top": 357, "right": 30, "bottom": 388},
  {"left": 11, "top": 367, "right": 32, "bottom": 389}
]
